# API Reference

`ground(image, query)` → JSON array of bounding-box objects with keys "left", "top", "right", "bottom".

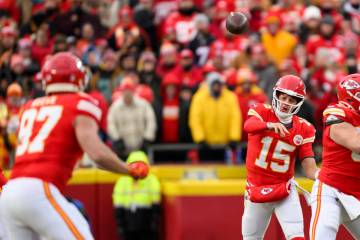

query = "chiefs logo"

[
  {"left": 342, "top": 79, "right": 360, "bottom": 90},
  {"left": 293, "top": 135, "right": 303, "bottom": 146},
  {"left": 261, "top": 188, "right": 273, "bottom": 195}
]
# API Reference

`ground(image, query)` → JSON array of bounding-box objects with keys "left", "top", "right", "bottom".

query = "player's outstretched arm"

[
  {"left": 330, "top": 122, "right": 360, "bottom": 153},
  {"left": 301, "top": 157, "right": 319, "bottom": 180},
  {"left": 74, "top": 115, "right": 130, "bottom": 175}
]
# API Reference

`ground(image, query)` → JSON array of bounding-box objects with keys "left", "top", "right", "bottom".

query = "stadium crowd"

[{"left": 0, "top": 0, "right": 358, "bottom": 167}]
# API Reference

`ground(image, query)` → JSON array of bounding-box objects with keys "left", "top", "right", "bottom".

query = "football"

[{"left": 225, "top": 11, "right": 249, "bottom": 35}]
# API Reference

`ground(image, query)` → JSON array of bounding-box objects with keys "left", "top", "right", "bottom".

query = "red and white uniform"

[
  {"left": 1, "top": 93, "right": 100, "bottom": 240},
  {"left": 242, "top": 103, "right": 315, "bottom": 240},
  {"left": 320, "top": 103, "right": 360, "bottom": 199},
  {"left": 310, "top": 102, "right": 360, "bottom": 240},
  {"left": 11, "top": 93, "right": 101, "bottom": 192},
  {"left": 306, "top": 35, "right": 345, "bottom": 68},
  {"left": 162, "top": 12, "right": 197, "bottom": 44},
  {"left": 246, "top": 103, "right": 315, "bottom": 186}
]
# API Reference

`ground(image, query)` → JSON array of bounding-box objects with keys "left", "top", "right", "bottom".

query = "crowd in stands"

[{"left": 0, "top": 0, "right": 359, "bottom": 166}]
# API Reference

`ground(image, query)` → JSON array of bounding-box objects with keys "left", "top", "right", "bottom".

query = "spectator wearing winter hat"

[
  {"left": 298, "top": 5, "right": 322, "bottom": 44},
  {"left": 188, "top": 14, "right": 215, "bottom": 66},
  {"left": 189, "top": 72, "right": 241, "bottom": 161},
  {"left": 107, "top": 78, "right": 157, "bottom": 159}
]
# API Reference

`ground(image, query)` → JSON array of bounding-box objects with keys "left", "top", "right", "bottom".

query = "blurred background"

[{"left": 0, "top": 0, "right": 358, "bottom": 239}]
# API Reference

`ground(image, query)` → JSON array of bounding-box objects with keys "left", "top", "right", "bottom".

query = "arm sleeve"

[
  {"left": 244, "top": 116, "right": 268, "bottom": 133},
  {"left": 189, "top": 93, "right": 205, "bottom": 143},
  {"left": 244, "top": 104, "right": 268, "bottom": 133}
]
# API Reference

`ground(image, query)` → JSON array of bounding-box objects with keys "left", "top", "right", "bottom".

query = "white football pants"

[
  {"left": 310, "top": 180, "right": 360, "bottom": 240},
  {"left": 242, "top": 184, "right": 304, "bottom": 240},
  {"left": 0, "top": 178, "right": 93, "bottom": 240}
]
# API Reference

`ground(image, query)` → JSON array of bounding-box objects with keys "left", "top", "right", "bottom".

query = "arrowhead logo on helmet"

[{"left": 338, "top": 74, "right": 360, "bottom": 111}]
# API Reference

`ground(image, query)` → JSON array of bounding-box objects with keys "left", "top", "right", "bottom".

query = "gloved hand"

[
  {"left": 128, "top": 161, "right": 149, "bottom": 179},
  {"left": 228, "top": 141, "right": 238, "bottom": 151}
]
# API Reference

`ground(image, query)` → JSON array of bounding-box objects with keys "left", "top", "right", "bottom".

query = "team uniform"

[
  {"left": 242, "top": 103, "right": 315, "bottom": 240},
  {"left": 310, "top": 102, "right": 360, "bottom": 240},
  {"left": 0, "top": 92, "right": 101, "bottom": 240}
]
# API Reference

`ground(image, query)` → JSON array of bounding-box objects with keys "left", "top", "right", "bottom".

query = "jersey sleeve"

[
  {"left": 244, "top": 104, "right": 270, "bottom": 133},
  {"left": 298, "top": 122, "right": 316, "bottom": 160},
  {"left": 322, "top": 105, "right": 347, "bottom": 126},
  {"left": 75, "top": 96, "right": 102, "bottom": 125}
]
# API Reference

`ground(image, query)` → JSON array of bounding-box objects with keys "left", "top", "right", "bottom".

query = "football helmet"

[
  {"left": 41, "top": 52, "right": 87, "bottom": 94},
  {"left": 337, "top": 74, "right": 360, "bottom": 111},
  {"left": 272, "top": 75, "right": 306, "bottom": 121}
]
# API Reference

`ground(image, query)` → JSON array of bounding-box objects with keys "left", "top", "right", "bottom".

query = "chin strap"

[{"left": 274, "top": 109, "right": 293, "bottom": 124}]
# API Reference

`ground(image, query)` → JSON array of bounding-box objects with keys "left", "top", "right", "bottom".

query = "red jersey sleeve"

[
  {"left": 244, "top": 104, "right": 270, "bottom": 133},
  {"left": 297, "top": 119, "right": 316, "bottom": 160},
  {"left": 322, "top": 104, "right": 347, "bottom": 126},
  {"left": 75, "top": 94, "right": 102, "bottom": 125}
]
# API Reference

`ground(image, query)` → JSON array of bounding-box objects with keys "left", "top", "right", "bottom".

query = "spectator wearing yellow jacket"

[
  {"left": 261, "top": 13, "right": 298, "bottom": 67},
  {"left": 189, "top": 72, "right": 241, "bottom": 161}
]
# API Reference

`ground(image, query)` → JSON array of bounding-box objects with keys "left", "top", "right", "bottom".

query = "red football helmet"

[
  {"left": 337, "top": 74, "right": 360, "bottom": 111},
  {"left": 272, "top": 75, "right": 306, "bottom": 121},
  {"left": 41, "top": 52, "right": 86, "bottom": 94}
]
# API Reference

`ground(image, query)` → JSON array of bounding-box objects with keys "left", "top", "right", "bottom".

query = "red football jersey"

[
  {"left": 245, "top": 104, "right": 315, "bottom": 186},
  {"left": 320, "top": 103, "right": 360, "bottom": 200},
  {"left": 11, "top": 93, "right": 102, "bottom": 192}
]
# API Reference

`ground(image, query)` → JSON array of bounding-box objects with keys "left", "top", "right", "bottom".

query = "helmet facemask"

[{"left": 272, "top": 89, "right": 304, "bottom": 123}]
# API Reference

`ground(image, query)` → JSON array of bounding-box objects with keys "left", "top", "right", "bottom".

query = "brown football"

[{"left": 225, "top": 11, "right": 248, "bottom": 35}]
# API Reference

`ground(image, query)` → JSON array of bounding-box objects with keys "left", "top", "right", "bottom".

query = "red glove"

[{"left": 128, "top": 161, "right": 149, "bottom": 179}]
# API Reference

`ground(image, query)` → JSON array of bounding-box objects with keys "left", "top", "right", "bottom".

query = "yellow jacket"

[
  {"left": 261, "top": 30, "right": 297, "bottom": 66},
  {"left": 189, "top": 86, "right": 241, "bottom": 144}
]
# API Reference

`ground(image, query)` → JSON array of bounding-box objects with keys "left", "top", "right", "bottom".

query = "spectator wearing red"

[
  {"left": 162, "top": 0, "right": 198, "bottom": 45},
  {"left": 165, "top": 49, "right": 203, "bottom": 90},
  {"left": 318, "top": 0, "right": 343, "bottom": 31},
  {"left": 156, "top": 42, "right": 178, "bottom": 77},
  {"left": 207, "top": 0, "right": 232, "bottom": 38},
  {"left": 234, "top": 67, "right": 267, "bottom": 140},
  {"left": 108, "top": 5, "right": 150, "bottom": 53},
  {"left": 31, "top": 28, "right": 52, "bottom": 66},
  {"left": 269, "top": 0, "right": 305, "bottom": 29},
  {"left": 306, "top": 15, "right": 345, "bottom": 68},
  {"left": 0, "top": 0, "right": 19, "bottom": 22},
  {"left": 161, "top": 74, "right": 180, "bottom": 143}
]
